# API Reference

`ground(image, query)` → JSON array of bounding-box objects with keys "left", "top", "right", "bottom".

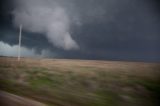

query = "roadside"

[{"left": 0, "top": 91, "right": 46, "bottom": 106}]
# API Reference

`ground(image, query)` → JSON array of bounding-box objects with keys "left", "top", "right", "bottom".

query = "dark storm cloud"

[{"left": 0, "top": 0, "right": 160, "bottom": 62}]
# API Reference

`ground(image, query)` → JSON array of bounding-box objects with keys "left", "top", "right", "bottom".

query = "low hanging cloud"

[
  {"left": 12, "top": 0, "right": 79, "bottom": 50},
  {"left": 0, "top": 41, "right": 53, "bottom": 57}
]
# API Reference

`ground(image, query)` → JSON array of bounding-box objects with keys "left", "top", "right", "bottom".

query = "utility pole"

[{"left": 18, "top": 24, "right": 22, "bottom": 61}]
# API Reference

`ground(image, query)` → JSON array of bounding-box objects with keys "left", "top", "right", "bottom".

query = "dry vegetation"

[{"left": 0, "top": 57, "right": 160, "bottom": 106}]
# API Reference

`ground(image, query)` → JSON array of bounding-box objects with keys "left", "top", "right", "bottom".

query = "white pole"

[{"left": 18, "top": 24, "right": 22, "bottom": 61}]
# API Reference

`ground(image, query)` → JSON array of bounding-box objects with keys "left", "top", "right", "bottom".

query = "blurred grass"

[{"left": 0, "top": 57, "right": 160, "bottom": 106}]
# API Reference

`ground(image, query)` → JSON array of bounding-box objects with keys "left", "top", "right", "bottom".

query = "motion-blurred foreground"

[{"left": 0, "top": 57, "right": 160, "bottom": 106}]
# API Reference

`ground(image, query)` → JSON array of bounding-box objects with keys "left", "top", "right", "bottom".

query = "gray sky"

[{"left": 0, "top": 0, "right": 160, "bottom": 62}]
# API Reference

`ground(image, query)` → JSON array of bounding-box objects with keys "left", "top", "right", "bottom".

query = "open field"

[{"left": 0, "top": 57, "right": 160, "bottom": 106}]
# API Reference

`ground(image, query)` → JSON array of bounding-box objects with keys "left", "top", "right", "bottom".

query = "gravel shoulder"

[{"left": 0, "top": 91, "right": 47, "bottom": 106}]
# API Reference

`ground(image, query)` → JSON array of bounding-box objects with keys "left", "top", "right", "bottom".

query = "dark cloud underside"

[{"left": 0, "top": 0, "right": 160, "bottom": 62}]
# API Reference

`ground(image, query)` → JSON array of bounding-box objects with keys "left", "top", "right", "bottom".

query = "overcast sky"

[{"left": 0, "top": 0, "right": 160, "bottom": 62}]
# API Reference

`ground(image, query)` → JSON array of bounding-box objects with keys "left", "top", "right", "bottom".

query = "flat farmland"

[{"left": 0, "top": 57, "right": 160, "bottom": 106}]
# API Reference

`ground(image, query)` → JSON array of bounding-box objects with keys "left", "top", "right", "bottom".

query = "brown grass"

[{"left": 0, "top": 57, "right": 160, "bottom": 106}]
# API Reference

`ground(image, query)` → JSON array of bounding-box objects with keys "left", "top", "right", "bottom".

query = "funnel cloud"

[{"left": 12, "top": 0, "right": 79, "bottom": 50}]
